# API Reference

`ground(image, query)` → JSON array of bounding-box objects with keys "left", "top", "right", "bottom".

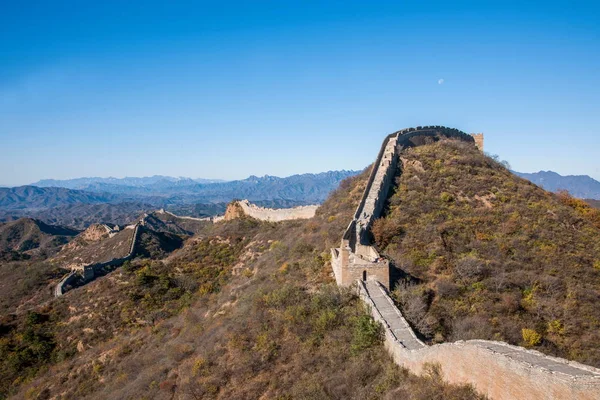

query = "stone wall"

[
  {"left": 358, "top": 280, "right": 600, "bottom": 400},
  {"left": 223, "top": 199, "right": 318, "bottom": 222},
  {"left": 55, "top": 221, "right": 143, "bottom": 297},
  {"left": 333, "top": 126, "right": 476, "bottom": 289},
  {"left": 471, "top": 133, "right": 484, "bottom": 151},
  {"left": 338, "top": 127, "right": 600, "bottom": 399},
  {"left": 54, "top": 271, "right": 77, "bottom": 297}
]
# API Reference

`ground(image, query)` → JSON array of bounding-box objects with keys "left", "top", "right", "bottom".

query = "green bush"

[{"left": 351, "top": 314, "right": 382, "bottom": 354}]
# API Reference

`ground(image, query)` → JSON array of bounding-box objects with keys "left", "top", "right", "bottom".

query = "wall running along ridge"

[
  {"left": 54, "top": 220, "right": 143, "bottom": 297},
  {"left": 332, "top": 127, "right": 600, "bottom": 399},
  {"left": 332, "top": 126, "right": 476, "bottom": 289},
  {"left": 223, "top": 199, "right": 318, "bottom": 222},
  {"left": 54, "top": 200, "right": 314, "bottom": 297}
]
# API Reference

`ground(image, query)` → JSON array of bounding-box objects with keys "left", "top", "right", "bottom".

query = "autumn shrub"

[{"left": 522, "top": 328, "right": 542, "bottom": 347}]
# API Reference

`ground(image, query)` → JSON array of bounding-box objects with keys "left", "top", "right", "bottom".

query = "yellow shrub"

[
  {"left": 547, "top": 320, "right": 565, "bottom": 335},
  {"left": 440, "top": 192, "right": 454, "bottom": 202},
  {"left": 522, "top": 328, "right": 542, "bottom": 346},
  {"left": 192, "top": 357, "right": 207, "bottom": 376},
  {"left": 278, "top": 262, "right": 289, "bottom": 274}
]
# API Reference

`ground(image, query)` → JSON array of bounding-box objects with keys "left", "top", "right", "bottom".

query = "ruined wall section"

[
  {"left": 471, "top": 133, "right": 484, "bottom": 151},
  {"left": 223, "top": 200, "right": 318, "bottom": 222},
  {"left": 55, "top": 221, "right": 143, "bottom": 297}
]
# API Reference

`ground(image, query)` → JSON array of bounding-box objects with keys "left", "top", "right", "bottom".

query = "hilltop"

[
  {"left": 372, "top": 140, "right": 600, "bottom": 367},
  {"left": 0, "top": 218, "right": 79, "bottom": 259}
]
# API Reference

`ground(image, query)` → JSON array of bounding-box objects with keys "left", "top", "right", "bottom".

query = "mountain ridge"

[{"left": 514, "top": 170, "right": 600, "bottom": 199}]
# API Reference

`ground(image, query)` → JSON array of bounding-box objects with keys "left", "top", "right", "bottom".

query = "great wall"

[
  {"left": 46, "top": 133, "right": 600, "bottom": 398},
  {"left": 332, "top": 126, "right": 600, "bottom": 399},
  {"left": 54, "top": 202, "right": 316, "bottom": 297},
  {"left": 54, "top": 220, "right": 142, "bottom": 297},
  {"left": 223, "top": 199, "right": 318, "bottom": 221}
]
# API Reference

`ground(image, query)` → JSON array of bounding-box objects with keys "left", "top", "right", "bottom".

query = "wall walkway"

[
  {"left": 55, "top": 220, "right": 143, "bottom": 297},
  {"left": 335, "top": 126, "right": 600, "bottom": 399},
  {"left": 358, "top": 280, "right": 600, "bottom": 399}
]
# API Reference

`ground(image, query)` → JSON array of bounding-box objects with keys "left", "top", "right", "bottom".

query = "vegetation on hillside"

[
  {"left": 372, "top": 140, "right": 600, "bottom": 367},
  {"left": 1, "top": 169, "right": 484, "bottom": 399},
  {"left": 586, "top": 198, "right": 600, "bottom": 209}
]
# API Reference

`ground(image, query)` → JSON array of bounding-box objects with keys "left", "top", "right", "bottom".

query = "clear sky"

[{"left": 1, "top": 1, "right": 599, "bottom": 186}]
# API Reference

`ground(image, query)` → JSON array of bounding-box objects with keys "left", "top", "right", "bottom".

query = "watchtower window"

[{"left": 362, "top": 270, "right": 367, "bottom": 281}]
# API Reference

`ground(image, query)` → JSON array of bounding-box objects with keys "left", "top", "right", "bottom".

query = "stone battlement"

[
  {"left": 333, "top": 126, "right": 476, "bottom": 289},
  {"left": 332, "top": 127, "right": 600, "bottom": 399},
  {"left": 471, "top": 133, "right": 484, "bottom": 151}
]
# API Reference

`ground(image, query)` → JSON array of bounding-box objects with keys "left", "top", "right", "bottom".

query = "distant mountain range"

[
  {"left": 587, "top": 199, "right": 600, "bottom": 209},
  {"left": 33, "top": 175, "right": 225, "bottom": 189},
  {"left": 2, "top": 169, "right": 597, "bottom": 230},
  {"left": 0, "top": 171, "right": 361, "bottom": 228},
  {"left": 0, "top": 186, "right": 119, "bottom": 210},
  {"left": 25, "top": 171, "right": 360, "bottom": 204},
  {"left": 514, "top": 171, "right": 600, "bottom": 199}
]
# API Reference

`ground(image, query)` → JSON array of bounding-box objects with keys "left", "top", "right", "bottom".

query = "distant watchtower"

[{"left": 471, "top": 133, "right": 484, "bottom": 151}]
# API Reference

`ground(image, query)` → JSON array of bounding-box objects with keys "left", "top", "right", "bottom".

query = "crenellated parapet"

[
  {"left": 332, "top": 127, "right": 600, "bottom": 399},
  {"left": 332, "top": 126, "right": 476, "bottom": 289}
]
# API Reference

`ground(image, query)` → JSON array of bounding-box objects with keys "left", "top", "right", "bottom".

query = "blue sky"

[{"left": 1, "top": 1, "right": 599, "bottom": 186}]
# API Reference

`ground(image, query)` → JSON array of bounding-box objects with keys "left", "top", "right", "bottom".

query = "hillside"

[
  {"left": 0, "top": 171, "right": 483, "bottom": 399},
  {"left": 515, "top": 170, "right": 600, "bottom": 199},
  {"left": 54, "top": 224, "right": 183, "bottom": 270},
  {"left": 0, "top": 218, "right": 79, "bottom": 259},
  {"left": 372, "top": 140, "right": 600, "bottom": 367},
  {"left": 142, "top": 210, "right": 211, "bottom": 236},
  {"left": 0, "top": 219, "right": 80, "bottom": 314},
  {"left": 0, "top": 202, "right": 153, "bottom": 230},
  {"left": 0, "top": 186, "right": 118, "bottom": 211}
]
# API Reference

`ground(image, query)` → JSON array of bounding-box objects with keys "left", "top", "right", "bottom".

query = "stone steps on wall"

[{"left": 364, "top": 280, "right": 425, "bottom": 350}]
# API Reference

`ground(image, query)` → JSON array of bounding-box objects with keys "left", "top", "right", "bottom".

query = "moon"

[{"left": 438, "top": 78, "right": 444, "bottom": 85}]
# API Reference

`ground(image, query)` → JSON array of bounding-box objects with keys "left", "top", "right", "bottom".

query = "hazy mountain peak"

[{"left": 515, "top": 170, "right": 600, "bottom": 199}]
